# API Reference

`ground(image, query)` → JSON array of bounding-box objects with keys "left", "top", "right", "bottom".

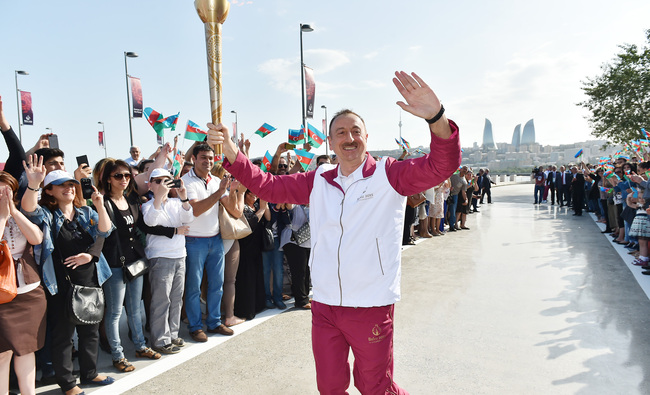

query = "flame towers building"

[
  {"left": 482, "top": 118, "right": 496, "bottom": 149},
  {"left": 521, "top": 119, "right": 536, "bottom": 144},
  {"left": 512, "top": 124, "right": 521, "bottom": 148}
]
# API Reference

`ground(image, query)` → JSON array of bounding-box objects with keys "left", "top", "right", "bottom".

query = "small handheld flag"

[
  {"left": 185, "top": 120, "right": 208, "bottom": 142},
  {"left": 574, "top": 149, "right": 583, "bottom": 158},
  {"left": 144, "top": 107, "right": 165, "bottom": 136},
  {"left": 294, "top": 149, "right": 315, "bottom": 171},
  {"left": 400, "top": 137, "right": 411, "bottom": 150},
  {"left": 288, "top": 128, "right": 305, "bottom": 145},
  {"left": 260, "top": 151, "right": 273, "bottom": 172},
  {"left": 306, "top": 123, "right": 326, "bottom": 148},
  {"left": 162, "top": 112, "right": 180, "bottom": 131},
  {"left": 643, "top": 128, "right": 649, "bottom": 140},
  {"left": 255, "top": 123, "right": 276, "bottom": 138}
]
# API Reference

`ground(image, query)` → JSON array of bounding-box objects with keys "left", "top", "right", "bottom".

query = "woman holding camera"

[{"left": 21, "top": 155, "right": 114, "bottom": 395}]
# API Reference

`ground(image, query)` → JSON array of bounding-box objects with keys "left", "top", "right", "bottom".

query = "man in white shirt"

[
  {"left": 125, "top": 146, "right": 141, "bottom": 168},
  {"left": 180, "top": 144, "right": 231, "bottom": 341}
]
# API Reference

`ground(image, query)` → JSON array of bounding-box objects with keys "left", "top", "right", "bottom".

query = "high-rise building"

[
  {"left": 521, "top": 119, "right": 535, "bottom": 144},
  {"left": 511, "top": 124, "right": 521, "bottom": 148},
  {"left": 482, "top": 118, "right": 496, "bottom": 149}
]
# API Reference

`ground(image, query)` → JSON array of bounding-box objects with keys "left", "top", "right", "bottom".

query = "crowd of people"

[
  {"left": 532, "top": 157, "right": 650, "bottom": 273},
  {"left": 0, "top": 94, "right": 324, "bottom": 395},
  {"left": 0, "top": 71, "right": 461, "bottom": 395},
  {"left": 402, "top": 164, "right": 495, "bottom": 245}
]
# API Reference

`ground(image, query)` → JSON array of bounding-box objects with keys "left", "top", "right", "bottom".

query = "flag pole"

[{"left": 195, "top": 0, "right": 230, "bottom": 164}]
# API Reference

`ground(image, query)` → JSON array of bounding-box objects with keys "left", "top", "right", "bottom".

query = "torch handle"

[{"left": 204, "top": 21, "right": 224, "bottom": 162}]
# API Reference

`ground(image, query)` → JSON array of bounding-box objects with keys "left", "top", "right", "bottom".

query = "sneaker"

[
  {"left": 274, "top": 300, "right": 287, "bottom": 310},
  {"left": 135, "top": 347, "right": 161, "bottom": 360},
  {"left": 171, "top": 338, "right": 185, "bottom": 347},
  {"left": 190, "top": 329, "right": 208, "bottom": 342},
  {"left": 265, "top": 300, "right": 276, "bottom": 309},
  {"left": 152, "top": 344, "right": 181, "bottom": 354},
  {"left": 632, "top": 258, "right": 649, "bottom": 266}
]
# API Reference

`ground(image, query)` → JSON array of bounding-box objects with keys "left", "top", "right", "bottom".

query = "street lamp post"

[
  {"left": 14, "top": 70, "right": 29, "bottom": 143},
  {"left": 98, "top": 121, "right": 107, "bottom": 158},
  {"left": 321, "top": 105, "right": 328, "bottom": 156},
  {"left": 230, "top": 110, "right": 238, "bottom": 145},
  {"left": 300, "top": 23, "right": 313, "bottom": 140},
  {"left": 124, "top": 51, "right": 139, "bottom": 147}
]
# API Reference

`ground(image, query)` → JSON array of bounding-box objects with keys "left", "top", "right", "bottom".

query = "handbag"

[
  {"left": 219, "top": 204, "right": 252, "bottom": 240},
  {"left": 407, "top": 192, "right": 426, "bottom": 208},
  {"left": 262, "top": 225, "right": 275, "bottom": 252},
  {"left": 0, "top": 240, "right": 17, "bottom": 304},
  {"left": 66, "top": 279, "right": 105, "bottom": 325},
  {"left": 105, "top": 199, "right": 149, "bottom": 281},
  {"left": 290, "top": 206, "right": 311, "bottom": 245}
]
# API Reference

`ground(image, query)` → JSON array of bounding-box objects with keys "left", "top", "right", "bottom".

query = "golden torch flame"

[{"left": 195, "top": 0, "right": 230, "bottom": 162}]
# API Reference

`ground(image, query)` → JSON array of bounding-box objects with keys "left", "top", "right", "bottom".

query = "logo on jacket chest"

[{"left": 356, "top": 192, "right": 374, "bottom": 202}]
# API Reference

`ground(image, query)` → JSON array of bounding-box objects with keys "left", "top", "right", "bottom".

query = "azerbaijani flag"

[
  {"left": 306, "top": 123, "right": 326, "bottom": 148},
  {"left": 294, "top": 149, "right": 315, "bottom": 171},
  {"left": 600, "top": 187, "right": 612, "bottom": 193},
  {"left": 395, "top": 138, "right": 407, "bottom": 151},
  {"left": 144, "top": 107, "right": 165, "bottom": 136},
  {"left": 255, "top": 123, "right": 276, "bottom": 138},
  {"left": 162, "top": 112, "right": 180, "bottom": 131},
  {"left": 185, "top": 120, "right": 208, "bottom": 141},
  {"left": 643, "top": 128, "right": 649, "bottom": 140},
  {"left": 288, "top": 128, "right": 305, "bottom": 145},
  {"left": 260, "top": 151, "right": 273, "bottom": 172},
  {"left": 400, "top": 137, "right": 411, "bottom": 150},
  {"left": 574, "top": 149, "right": 583, "bottom": 158},
  {"left": 172, "top": 149, "right": 183, "bottom": 177}
]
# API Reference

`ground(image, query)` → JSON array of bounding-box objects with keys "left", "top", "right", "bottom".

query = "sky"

[{"left": 1, "top": 0, "right": 649, "bottom": 168}]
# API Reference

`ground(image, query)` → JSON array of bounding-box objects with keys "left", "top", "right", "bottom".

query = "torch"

[{"left": 195, "top": 0, "right": 230, "bottom": 162}]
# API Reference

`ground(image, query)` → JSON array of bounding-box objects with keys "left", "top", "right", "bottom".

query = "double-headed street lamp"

[
  {"left": 14, "top": 70, "right": 29, "bottom": 143},
  {"left": 124, "top": 51, "right": 138, "bottom": 147},
  {"left": 321, "top": 105, "right": 328, "bottom": 156},
  {"left": 98, "top": 121, "right": 107, "bottom": 158},
  {"left": 300, "top": 23, "right": 313, "bottom": 139}
]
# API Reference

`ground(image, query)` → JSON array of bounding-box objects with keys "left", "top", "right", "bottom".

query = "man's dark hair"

[
  {"left": 138, "top": 159, "right": 154, "bottom": 173},
  {"left": 192, "top": 143, "right": 215, "bottom": 158},
  {"left": 329, "top": 109, "right": 365, "bottom": 137},
  {"left": 316, "top": 155, "right": 329, "bottom": 165},
  {"left": 34, "top": 148, "right": 64, "bottom": 163}
]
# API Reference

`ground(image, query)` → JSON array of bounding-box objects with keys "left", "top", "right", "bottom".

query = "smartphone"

[
  {"left": 284, "top": 143, "right": 296, "bottom": 150},
  {"left": 76, "top": 155, "right": 89, "bottom": 168},
  {"left": 167, "top": 179, "right": 181, "bottom": 189},
  {"left": 48, "top": 134, "right": 59, "bottom": 149},
  {"left": 80, "top": 178, "right": 94, "bottom": 200}
]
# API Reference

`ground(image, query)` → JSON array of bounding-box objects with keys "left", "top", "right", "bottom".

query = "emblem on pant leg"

[{"left": 369, "top": 324, "right": 386, "bottom": 343}]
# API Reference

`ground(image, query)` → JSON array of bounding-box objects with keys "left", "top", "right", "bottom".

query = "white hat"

[
  {"left": 149, "top": 168, "right": 173, "bottom": 181},
  {"left": 44, "top": 170, "right": 80, "bottom": 188}
]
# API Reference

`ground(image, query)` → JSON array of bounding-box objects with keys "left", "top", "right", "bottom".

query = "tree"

[{"left": 578, "top": 29, "right": 650, "bottom": 146}]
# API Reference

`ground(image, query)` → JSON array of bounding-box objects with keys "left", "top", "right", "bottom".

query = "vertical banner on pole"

[
  {"left": 304, "top": 66, "right": 315, "bottom": 119},
  {"left": 98, "top": 131, "right": 104, "bottom": 147},
  {"left": 232, "top": 122, "right": 238, "bottom": 145},
  {"left": 322, "top": 119, "right": 327, "bottom": 136},
  {"left": 130, "top": 77, "right": 143, "bottom": 118},
  {"left": 20, "top": 91, "right": 33, "bottom": 125}
]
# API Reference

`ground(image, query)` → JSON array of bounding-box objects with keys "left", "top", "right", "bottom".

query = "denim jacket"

[{"left": 23, "top": 205, "right": 115, "bottom": 296}]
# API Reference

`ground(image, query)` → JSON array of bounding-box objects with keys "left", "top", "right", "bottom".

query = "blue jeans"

[
  {"left": 103, "top": 267, "right": 146, "bottom": 361},
  {"left": 534, "top": 185, "right": 544, "bottom": 204},
  {"left": 185, "top": 235, "right": 225, "bottom": 332},
  {"left": 447, "top": 195, "right": 458, "bottom": 228},
  {"left": 262, "top": 237, "right": 284, "bottom": 303}
]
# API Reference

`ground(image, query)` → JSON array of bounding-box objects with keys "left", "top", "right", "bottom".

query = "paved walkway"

[{"left": 36, "top": 184, "right": 650, "bottom": 394}]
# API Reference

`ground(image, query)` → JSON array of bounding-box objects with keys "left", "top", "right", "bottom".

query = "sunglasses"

[
  {"left": 278, "top": 164, "right": 288, "bottom": 169},
  {"left": 112, "top": 173, "right": 131, "bottom": 180}
]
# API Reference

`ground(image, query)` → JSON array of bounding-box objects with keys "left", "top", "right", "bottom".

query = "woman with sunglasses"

[
  {"left": 99, "top": 159, "right": 162, "bottom": 372},
  {"left": 21, "top": 155, "right": 115, "bottom": 395},
  {"left": 0, "top": 172, "right": 45, "bottom": 395}
]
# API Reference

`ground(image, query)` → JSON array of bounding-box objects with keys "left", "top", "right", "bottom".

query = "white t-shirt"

[{"left": 182, "top": 168, "right": 223, "bottom": 237}]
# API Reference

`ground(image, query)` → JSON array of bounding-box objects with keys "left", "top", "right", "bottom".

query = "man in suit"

[
  {"left": 561, "top": 165, "right": 573, "bottom": 207},
  {"left": 481, "top": 168, "right": 495, "bottom": 204},
  {"left": 555, "top": 166, "right": 565, "bottom": 206},
  {"left": 476, "top": 169, "right": 485, "bottom": 204},
  {"left": 547, "top": 165, "right": 557, "bottom": 205}
]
